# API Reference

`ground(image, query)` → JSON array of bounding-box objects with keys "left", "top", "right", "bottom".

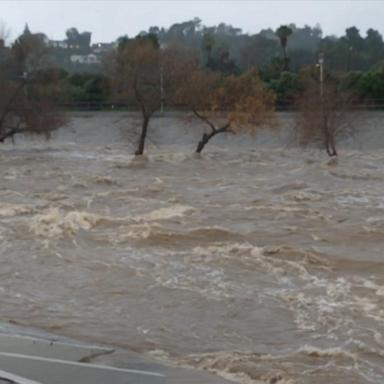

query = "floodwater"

[{"left": 1, "top": 112, "right": 384, "bottom": 384}]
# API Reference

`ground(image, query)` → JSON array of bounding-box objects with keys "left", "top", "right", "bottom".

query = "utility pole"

[
  {"left": 160, "top": 65, "right": 164, "bottom": 115},
  {"left": 318, "top": 51, "right": 332, "bottom": 155},
  {"left": 318, "top": 52, "right": 324, "bottom": 98}
]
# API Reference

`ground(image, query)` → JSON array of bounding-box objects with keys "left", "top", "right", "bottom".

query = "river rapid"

[{"left": 1, "top": 112, "right": 384, "bottom": 384}]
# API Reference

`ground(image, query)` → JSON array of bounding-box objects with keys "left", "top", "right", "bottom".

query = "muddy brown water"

[{"left": 1, "top": 112, "right": 384, "bottom": 383}]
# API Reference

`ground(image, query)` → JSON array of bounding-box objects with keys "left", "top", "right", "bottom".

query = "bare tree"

[
  {"left": 176, "top": 67, "right": 276, "bottom": 153},
  {"left": 110, "top": 35, "right": 161, "bottom": 155},
  {"left": 295, "top": 68, "right": 356, "bottom": 157},
  {"left": 0, "top": 27, "right": 65, "bottom": 144},
  {"left": 110, "top": 35, "right": 197, "bottom": 155},
  {"left": 0, "top": 75, "right": 65, "bottom": 143}
]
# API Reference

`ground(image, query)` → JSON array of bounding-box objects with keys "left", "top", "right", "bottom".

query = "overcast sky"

[{"left": 0, "top": 0, "right": 383, "bottom": 43}]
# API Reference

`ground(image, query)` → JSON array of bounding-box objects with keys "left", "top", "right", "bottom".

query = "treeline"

[
  {"left": 0, "top": 20, "right": 382, "bottom": 158},
  {"left": 137, "top": 19, "right": 384, "bottom": 107},
  {"left": 1, "top": 20, "right": 384, "bottom": 107},
  {"left": 0, "top": 26, "right": 364, "bottom": 158},
  {"left": 145, "top": 19, "right": 384, "bottom": 73}
]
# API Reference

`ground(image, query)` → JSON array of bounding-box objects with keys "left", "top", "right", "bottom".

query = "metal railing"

[{"left": 61, "top": 100, "right": 384, "bottom": 112}]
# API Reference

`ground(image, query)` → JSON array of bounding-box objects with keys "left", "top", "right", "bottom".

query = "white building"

[
  {"left": 91, "top": 42, "right": 116, "bottom": 54},
  {"left": 70, "top": 54, "right": 100, "bottom": 64},
  {"left": 49, "top": 40, "right": 69, "bottom": 49}
]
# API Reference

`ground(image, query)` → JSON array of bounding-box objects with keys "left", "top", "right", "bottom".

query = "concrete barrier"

[
  {"left": 0, "top": 333, "right": 113, "bottom": 362},
  {"left": 0, "top": 369, "right": 42, "bottom": 384},
  {"left": 0, "top": 352, "right": 165, "bottom": 384}
]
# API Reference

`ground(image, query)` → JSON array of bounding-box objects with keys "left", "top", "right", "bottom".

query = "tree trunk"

[
  {"left": 135, "top": 115, "right": 149, "bottom": 156},
  {"left": 283, "top": 46, "right": 289, "bottom": 71},
  {"left": 0, "top": 82, "right": 26, "bottom": 131},
  {"left": 195, "top": 124, "right": 230, "bottom": 154},
  {"left": 328, "top": 135, "right": 337, "bottom": 157},
  {"left": 324, "top": 129, "right": 337, "bottom": 156},
  {"left": 196, "top": 132, "right": 213, "bottom": 153},
  {"left": 0, "top": 129, "right": 21, "bottom": 143},
  {"left": 0, "top": 121, "right": 23, "bottom": 143},
  {"left": 321, "top": 114, "right": 337, "bottom": 157}
]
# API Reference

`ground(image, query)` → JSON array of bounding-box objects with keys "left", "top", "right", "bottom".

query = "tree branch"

[
  {"left": 216, "top": 123, "right": 231, "bottom": 134},
  {"left": 133, "top": 73, "right": 147, "bottom": 118},
  {"left": 0, "top": 81, "right": 26, "bottom": 129},
  {"left": 0, "top": 118, "right": 24, "bottom": 143},
  {"left": 192, "top": 109, "right": 216, "bottom": 133},
  {"left": 0, "top": 127, "right": 23, "bottom": 143}
]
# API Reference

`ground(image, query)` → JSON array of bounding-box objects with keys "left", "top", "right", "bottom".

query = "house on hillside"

[
  {"left": 49, "top": 40, "right": 81, "bottom": 50},
  {"left": 70, "top": 53, "right": 100, "bottom": 64},
  {"left": 49, "top": 40, "right": 69, "bottom": 49},
  {"left": 92, "top": 42, "right": 116, "bottom": 54}
]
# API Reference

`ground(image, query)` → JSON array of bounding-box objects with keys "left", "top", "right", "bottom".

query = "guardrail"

[
  {"left": 0, "top": 334, "right": 164, "bottom": 384},
  {"left": 62, "top": 101, "right": 384, "bottom": 112}
]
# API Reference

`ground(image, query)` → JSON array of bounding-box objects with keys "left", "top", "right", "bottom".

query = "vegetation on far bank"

[{"left": 1, "top": 20, "right": 384, "bottom": 156}]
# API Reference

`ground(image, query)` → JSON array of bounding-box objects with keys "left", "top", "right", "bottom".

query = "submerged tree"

[
  {"left": 177, "top": 67, "right": 275, "bottom": 153},
  {"left": 111, "top": 34, "right": 197, "bottom": 155},
  {"left": 0, "top": 77, "right": 64, "bottom": 143},
  {"left": 0, "top": 28, "right": 65, "bottom": 143},
  {"left": 295, "top": 67, "right": 356, "bottom": 157},
  {"left": 111, "top": 35, "right": 161, "bottom": 155}
]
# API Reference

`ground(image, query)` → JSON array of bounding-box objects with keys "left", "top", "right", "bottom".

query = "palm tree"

[{"left": 276, "top": 25, "right": 293, "bottom": 71}]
